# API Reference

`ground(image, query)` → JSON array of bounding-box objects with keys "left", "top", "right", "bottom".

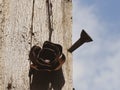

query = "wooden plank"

[
  {"left": 0, "top": 1, "right": 4, "bottom": 90},
  {"left": 51, "top": 0, "right": 73, "bottom": 90},
  {"left": 0, "top": 0, "right": 33, "bottom": 89},
  {"left": 32, "top": 0, "right": 49, "bottom": 46},
  {"left": 0, "top": 0, "right": 72, "bottom": 90},
  {"left": 33, "top": 0, "right": 72, "bottom": 90},
  {"left": 62, "top": 1, "right": 73, "bottom": 90}
]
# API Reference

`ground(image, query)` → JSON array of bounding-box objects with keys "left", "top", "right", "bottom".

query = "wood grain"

[{"left": 0, "top": 0, "right": 72, "bottom": 89}]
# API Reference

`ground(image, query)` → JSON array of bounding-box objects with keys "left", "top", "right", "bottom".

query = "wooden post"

[{"left": 0, "top": 0, "right": 72, "bottom": 90}]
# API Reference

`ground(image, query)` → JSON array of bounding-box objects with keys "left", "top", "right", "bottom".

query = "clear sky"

[{"left": 72, "top": 0, "right": 120, "bottom": 90}]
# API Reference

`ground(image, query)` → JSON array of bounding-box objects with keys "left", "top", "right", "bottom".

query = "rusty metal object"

[{"left": 68, "top": 29, "right": 93, "bottom": 53}]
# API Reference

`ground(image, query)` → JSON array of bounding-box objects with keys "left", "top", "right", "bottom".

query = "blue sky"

[{"left": 72, "top": 0, "right": 120, "bottom": 90}]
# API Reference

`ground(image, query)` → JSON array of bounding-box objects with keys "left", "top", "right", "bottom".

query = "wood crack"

[
  {"left": 30, "top": 0, "right": 35, "bottom": 47},
  {"left": 46, "top": 0, "right": 53, "bottom": 42}
]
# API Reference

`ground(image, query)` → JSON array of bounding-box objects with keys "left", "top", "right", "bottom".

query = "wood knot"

[
  {"left": 7, "top": 83, "right": 12, "bottom": 90},
  {"left": 0, "top": 11, "right": 2, "bottom": 14},
  {"left": 46, "top": 0, "right": 48, "bottom": 3},
  {"left": 65, "top": 0, "right": 72, "bottom": 2},
  {"left": 7, "top": 83, "right": 15, "bottom": 90},
  {"left": 32, "top": 32, "right": 34, "bottom": 36}
]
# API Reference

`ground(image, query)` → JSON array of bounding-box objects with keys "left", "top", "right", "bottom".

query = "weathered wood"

[
  {"left": 0, "top": 0, "right": 33, "bottom": 89},
  {"left": 0, "top": 0, "right": 6, "bottom": 90},
  {"left": 0, "top": 0, "right": 72, "bottom": 90},
  {"left": 32, "top": 0, "right": 72, "bottom": 89},
  {"left": 62, "top": 1, "right": 73, "bottom": 90}
]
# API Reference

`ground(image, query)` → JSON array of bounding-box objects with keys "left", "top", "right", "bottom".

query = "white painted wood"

[
  {"left": 0, "top": 0, "right": 7, "bottom": 90},
  {"left": 0, "top": 0, "right": 72, "bottom": 90},
  {"left": 0, "top": 0, "right": 33, "bottom": 89}
]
